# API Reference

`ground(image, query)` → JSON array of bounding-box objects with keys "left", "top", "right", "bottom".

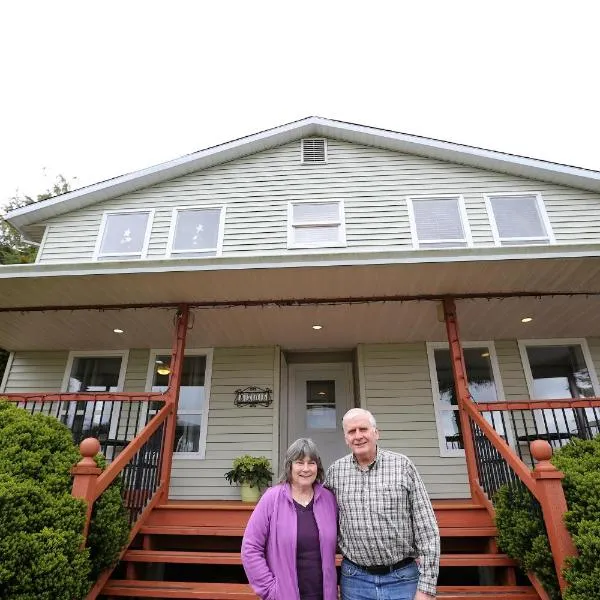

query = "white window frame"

[
  {"left": 144, "top": 348, "right": 213, "bottom": 459},
  {"left": 406, "top": 194, "right": 473, "bottom": 249},
  {"left": 300, "top": 138, "right": 327, "bottom": 164},
  {"left": 518, "top": 338, "right": 600, "bottom": 400},
  {"left": 60, "top": 350, "right": 130, "bottom": 441},
  {"left": 427, "top": 341, "right": 507, "bottom": 458},
  {"left": 165, "top": 205, "right": 226, "bottom": 258},
  {"left": 287, "top": 199, "right": 347, "bottom": 249},
  {"left": 484, "top": 191, "right": 555, "bottom": 247},
  {"left": 93, "top": 209, "right": 154, "bottom": 260}
]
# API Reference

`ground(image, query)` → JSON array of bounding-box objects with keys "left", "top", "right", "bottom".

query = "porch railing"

[
  {"left": 460, "top": 393, "right": 578, "bottom": 595},
  {"left": 477, "top": 397, "right": 600, "bottom": 469},
  {"left": 2, "top": 392, "right": 166, "bottom": 460}
]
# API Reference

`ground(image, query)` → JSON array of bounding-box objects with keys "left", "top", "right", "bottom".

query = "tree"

[
  {"left": 0, "top": 174, "right": 73, "bottom": 265},
  {"left": 0, "top": 175, "right": 75, "bottom": 382}
]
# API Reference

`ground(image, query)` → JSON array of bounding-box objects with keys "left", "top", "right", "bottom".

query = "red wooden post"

[
  {"left": 159, "top": 305, "right": 190, "bottom": 501},
  {"left": 71, "top": 437, "right": 102, "bottom": 539},
  {"left": 442, "top": 297, "right": 480, "bottom": 500},
  {"left": 530, "top": 440, "right": 577, "bottom": 594}
]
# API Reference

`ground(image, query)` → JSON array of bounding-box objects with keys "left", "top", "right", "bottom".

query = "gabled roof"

[{"left": 7, "top": 116, "right": 600, "bottom": 233}]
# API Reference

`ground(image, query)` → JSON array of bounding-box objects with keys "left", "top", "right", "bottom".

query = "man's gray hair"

[
  {"left": 279, "top": 438, "right": 325, "bottom": 484},
  {"left": 342, "top": 408, "right": 377, "bottom": 428}
]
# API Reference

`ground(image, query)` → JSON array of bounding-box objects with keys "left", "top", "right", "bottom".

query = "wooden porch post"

[
  {"left": 71, "top": 437, "right": 102, "bottom": 539},
  {"left": 159, "top": 305, "right": 190, "bottom": 501},
  {"left": 530, "top": 440, "right": 577, "bottom": 594},
  {"left": 442, "top": 297, "right": 480, "bottom": 500}
]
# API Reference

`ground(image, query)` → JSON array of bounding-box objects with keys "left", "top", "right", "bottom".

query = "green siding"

[{"left": 36, "top": 139, "right": 600, "bottom": 263}]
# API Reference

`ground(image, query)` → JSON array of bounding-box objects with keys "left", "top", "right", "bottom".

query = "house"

[{"left": 1, "top": 116, "right": 599, "bottom": 599}]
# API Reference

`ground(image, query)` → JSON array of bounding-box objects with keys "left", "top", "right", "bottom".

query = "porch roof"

[{"left": 1, "top": 250, "right": 599, "bottom": 350}]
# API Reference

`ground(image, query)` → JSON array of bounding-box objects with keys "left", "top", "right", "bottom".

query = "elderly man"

[{"left": 325, "top": 408, "right": 440, "bottom": 600}]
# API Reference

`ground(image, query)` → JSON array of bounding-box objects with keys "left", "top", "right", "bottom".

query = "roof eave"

[{"left": 7, "top": 116, "right": 600, "bottom": 232}]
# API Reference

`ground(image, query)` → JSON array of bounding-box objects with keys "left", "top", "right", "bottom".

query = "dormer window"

[
  {"left": 94, "top": 210, "right": 154, "bottom": 260},
  {"left": 288, "top": 200, "right": 346, "bottom": 248},
  {"left": 167, "top": 206, "right": 225, "bottom": 258},
  {"left": 301, "top": 138, "right": 327, "bottom": 164}
]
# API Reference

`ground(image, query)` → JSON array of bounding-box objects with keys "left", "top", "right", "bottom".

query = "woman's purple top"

[
  {"left": 295, "top": 498, "right": 323, "bottom": 600},
  {"left": 241, "top": 483, "right": 338, "bottom": 600}
]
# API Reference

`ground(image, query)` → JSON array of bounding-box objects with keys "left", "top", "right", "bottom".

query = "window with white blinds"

[
  {"left": 486, "top": 193, "right": 553, "bottom": 246},
  {"left": 407, "top": 196, "right": 471, "bottom": 249},
  {"left": 288, "top": 201, "right": 346, "bottom": 248}
]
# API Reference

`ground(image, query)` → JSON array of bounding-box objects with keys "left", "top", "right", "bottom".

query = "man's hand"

[{"left": 414, "top": 592, "right": 435, "bottom": 600}]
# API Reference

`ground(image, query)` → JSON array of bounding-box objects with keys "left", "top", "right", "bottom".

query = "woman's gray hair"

[{"left": 279, "top": 438, "right": 325, "bottom": 484}]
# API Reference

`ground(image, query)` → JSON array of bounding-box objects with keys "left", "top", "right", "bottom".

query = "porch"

[{"left": 2, "top": 257, "right": 600, "bottom": 598}]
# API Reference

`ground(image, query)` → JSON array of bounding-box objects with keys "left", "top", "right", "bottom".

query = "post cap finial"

[
  {"left": 79, "top": 437, "right": 101, "bottom": 458},
  {"left": 531, "top": 439, "right": 553, "bottom": 462}
]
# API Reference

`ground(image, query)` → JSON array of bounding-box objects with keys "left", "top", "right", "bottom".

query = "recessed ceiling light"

[
  {"left": 521, "top": 317, "right": 533, "bottom": 323},
  {"left": 312, "top": 325, "right": 323, "bottom": 330},
  {"left": 481, "top": 352, "right": 490, "bottom": 358},
  {"left": 113, "top": 328, "right": 124, "bottom": 334},
  {"left": 155, "top": 360, "right": 164, "bottom": 364}
]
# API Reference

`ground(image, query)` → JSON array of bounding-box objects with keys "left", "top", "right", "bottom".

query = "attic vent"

[{"left": 301, "top": 138, "right": 327, "bottom": 164}]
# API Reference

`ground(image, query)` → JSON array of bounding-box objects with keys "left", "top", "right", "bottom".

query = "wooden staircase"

[{"left": 100, "top": 500, "right": 542, "bottom": 599}]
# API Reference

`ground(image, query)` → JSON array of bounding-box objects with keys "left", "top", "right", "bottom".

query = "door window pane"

[
  {"left": 433, "top": 347, "right": 500, "bottom": 451},
  {"left": 306, "top": 380, "right": 336, "bottom": 430},
  {"left": 152, "top": 355, "right": 207, "bottom": 453}
]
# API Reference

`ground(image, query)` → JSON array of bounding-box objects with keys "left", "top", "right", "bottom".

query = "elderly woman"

[{"left": 241, "top": 438, "right": 338, "bottom": 600}]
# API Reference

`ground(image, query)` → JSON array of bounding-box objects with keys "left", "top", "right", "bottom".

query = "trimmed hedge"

[
  {"left": 0, "top": 401, "right": 130, "bottom": 598},
  {"left": 495, "top": 435, "right": 600, "bottom": 600}
]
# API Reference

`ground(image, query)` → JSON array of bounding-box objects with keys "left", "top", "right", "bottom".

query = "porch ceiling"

[{"left": 1, "top": 295, "right": 599, "bottom": 352}]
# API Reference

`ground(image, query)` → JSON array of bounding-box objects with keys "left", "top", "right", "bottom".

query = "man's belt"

[{"left": 347, "top": 556, "right": 415, "bottom": 575}]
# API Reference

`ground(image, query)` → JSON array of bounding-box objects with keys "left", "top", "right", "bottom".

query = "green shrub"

[
  {"left": 495, "top": 483, "right": 560, "bottom": 599},
  {"left": 0, "top": 401, "right": 131, "bottom": 597},
  {"left": 552, "top": 437, "right": 600, "bottom": 600},
  {"left": 495, "top": 435, "right": 600, "bottom": 600},
  {"left": 88, "top": 454, "right": 130, "bottom": 578}
]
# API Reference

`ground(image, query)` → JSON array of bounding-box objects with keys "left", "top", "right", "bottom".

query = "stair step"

[
  {"left": 102, "top": 581, "right": 539, "bottom": 599},
  {"left": 138, "top": 524, "right": 498, "bottom": 538},
  {"left": 123, "top": 549, "right": 518, "bottom": 568},
  {"left": 437, "top": 587, "right": 539, "bottom": 599}
]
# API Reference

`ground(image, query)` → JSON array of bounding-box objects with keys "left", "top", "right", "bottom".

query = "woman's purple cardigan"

[{"left": 241, "top": 482, "right": 338, "bottom": 600}]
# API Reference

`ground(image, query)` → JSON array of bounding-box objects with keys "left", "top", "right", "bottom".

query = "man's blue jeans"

[{"left": 340, "top": 558, "right": 420, "bottom": 600}]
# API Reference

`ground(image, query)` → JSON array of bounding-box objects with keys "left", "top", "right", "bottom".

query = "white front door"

[{"left": 288, "top": 363, "right": 353, "bottom": 470}]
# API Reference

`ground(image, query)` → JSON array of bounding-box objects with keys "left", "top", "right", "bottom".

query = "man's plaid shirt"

[{"left": 325, "top": 448, "right": 440, "bottom": 596}]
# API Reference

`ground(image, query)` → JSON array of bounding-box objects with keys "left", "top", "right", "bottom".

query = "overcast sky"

[{"left": 1, "top": 1, "right": 598, "bottom": 207}]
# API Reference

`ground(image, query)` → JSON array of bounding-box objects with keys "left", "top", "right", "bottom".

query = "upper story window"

[
  {"left": 167, "top": 206, "right": 225, "bottom": 258},
  {"left": 94, "top": 210, "right": 153, "bottom": 260},
  {"left": 485, "top": 193, "right": 554, "bottom": 246},
  {"left": 407, "top": 195, "right": 472, "bottom": 249},
  {"left": 301, "top": 138, "right": 327, "bottom": 164},
  {"left": 287, "top": 200, "right": 346, "bottom": 249}
]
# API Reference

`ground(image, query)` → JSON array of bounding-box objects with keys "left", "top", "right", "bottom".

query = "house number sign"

[{"left": 234, "top": 386, "right": 273, "bottom": 407}]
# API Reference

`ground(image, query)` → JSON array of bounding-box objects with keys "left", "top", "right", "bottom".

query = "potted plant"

[{"left": 225, "top": 455, "right": 274, "bottom": 502}]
